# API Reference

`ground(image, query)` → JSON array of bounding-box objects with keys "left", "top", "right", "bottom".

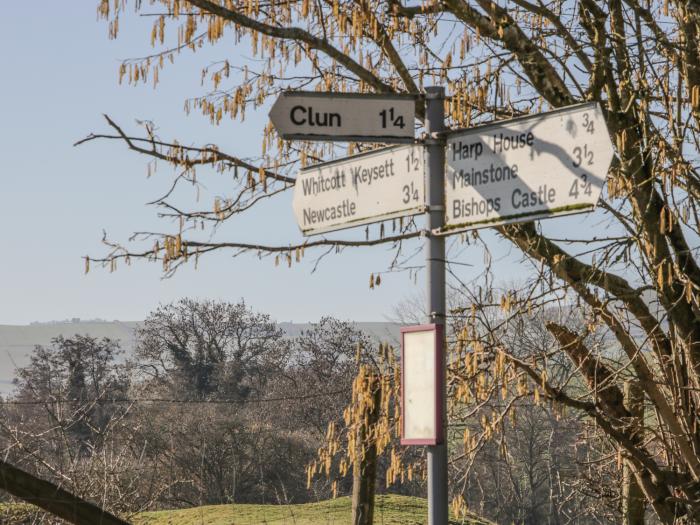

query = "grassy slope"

[
  {"left": 0, "top": 495, "right": 493, "bottom": 524},
  {"left": 133, "top": 495, "right": 492, "bottom": 525}
]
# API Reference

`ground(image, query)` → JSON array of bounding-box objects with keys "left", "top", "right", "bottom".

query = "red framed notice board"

[{"left": 400, "top": 324, "right": 443, "bottom": 445}]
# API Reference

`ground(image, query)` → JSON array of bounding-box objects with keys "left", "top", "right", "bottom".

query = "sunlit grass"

[
  {"left": 1, "top": 495, "right": 494, "bottom": 524},
  {"left": 132, "top": 494, "right": 492, "bottom": 525}
]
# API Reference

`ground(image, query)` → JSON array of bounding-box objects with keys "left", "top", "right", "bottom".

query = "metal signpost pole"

[{"left": 424, "top": 86, "right": 448, "bottom": 525}]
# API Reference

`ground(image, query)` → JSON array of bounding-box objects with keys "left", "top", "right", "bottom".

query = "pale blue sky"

[{"left": 0, "top": 2, "right": 607, "bottom": 325}]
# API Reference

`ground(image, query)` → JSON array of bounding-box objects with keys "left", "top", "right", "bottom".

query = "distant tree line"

[
  {"left": 0, "top": 300, "right": 403, "bottom": 520},
  {"left": 0, "top": 298, "right": 629, "bottom": 524}
]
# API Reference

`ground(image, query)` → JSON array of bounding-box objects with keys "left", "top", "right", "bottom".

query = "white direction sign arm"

[
  {"left": 269, "top": 91, "right": 417, "bottom": 142},
  {"left": 442, "top": 102, "right": 615, "bottom": 233},
  {"left": 293, "top": 145, "right": 425, "bottom": 235}
]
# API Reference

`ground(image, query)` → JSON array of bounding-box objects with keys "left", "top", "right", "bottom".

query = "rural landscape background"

[
  {"left": 0, "top": 304, "right": 617, "bottom": 524},
  {"left": 0, "top": 319, "right": 400, "bottom": 395},
  {"left": 3, "top": 0, "right": 700, "bottom": 524}
]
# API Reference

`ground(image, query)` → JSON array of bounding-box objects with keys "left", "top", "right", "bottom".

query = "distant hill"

[
  {"left": 0, "top": 320, "right": 400, "bottom": 396},
  {"left": 277, "top": 321, "right": 401, "bottom": 342},
  {"left": 0, "top": 321, "right": 140, "bottom": 395}
]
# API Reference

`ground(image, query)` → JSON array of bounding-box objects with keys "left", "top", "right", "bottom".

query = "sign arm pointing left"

[{"left": 269, "top": 91, "right": 417, "bottom": 142}]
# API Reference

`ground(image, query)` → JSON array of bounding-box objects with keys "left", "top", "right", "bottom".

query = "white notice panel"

[
  {"left": 401, "top": 325, "right": 442, "bottom": 445},
  {"left": 293, "top": 145, "right": 424, "bottom": 235},
  {"left": 444, "top": 102, "right": 614, "bottom": 232}
]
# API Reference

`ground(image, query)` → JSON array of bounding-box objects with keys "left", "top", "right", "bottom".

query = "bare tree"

[
  {"left": 78, "top": 1, "right": 700, "bottom": 522},
  {"left": 136, "top": 299, "right": 285, "bottom": 400},
  {"left": 0, "top": 336, "right": 161, "bottom": 517}
]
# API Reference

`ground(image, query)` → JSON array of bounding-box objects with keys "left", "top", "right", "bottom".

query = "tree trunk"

[
  {"left": 623, "top": 381, "right": 646, "bottom": 525},
  {"left": 352, "top": 376, "right": 381, "bottom": 525},
  {"left": 0, "top": 459, "right": 130, "bottom": 525}
]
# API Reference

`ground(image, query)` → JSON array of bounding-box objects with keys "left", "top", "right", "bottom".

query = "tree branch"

[{"left": 184, "top": 0, "right": 399, "bottom": 96}]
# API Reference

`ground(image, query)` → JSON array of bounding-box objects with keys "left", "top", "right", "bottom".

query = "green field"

[
  {"left": 1, "top": 495, "right": 493, "bottom": 524},
  {"left": 133, "top": 495, "right": 492, "bottom": 525}
]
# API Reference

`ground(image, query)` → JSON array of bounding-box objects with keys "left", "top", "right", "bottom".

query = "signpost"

[
  {"left": 442, "top": 102, "right": 614, "bottom": 233},
  {"left": 269, "top": 91, "right": 416, "bottom": 142},
  {"left": 423, "top": 87, "right": 448, "bottom": 525},
  {"left": 292, "top": 145, "right": 424, "bottom": 235},
  {"left": 270, "top": 90, "right": 615, "bottom": 525}
]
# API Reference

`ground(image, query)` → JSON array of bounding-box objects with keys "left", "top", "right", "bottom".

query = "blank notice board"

[{"left": 401, "top": 325, "right": 442, "bottom": 445}]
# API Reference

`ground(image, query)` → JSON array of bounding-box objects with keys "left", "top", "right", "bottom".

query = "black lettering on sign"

[
  {"left": 301, "top": 170, "right": 347, "bottom": 196},
  {"left": 511, "top": 185, "right": 556, "bottom": 209},
  {"left": 452, "top": 163, "right": 518, "bottom": 189},
  {"left": 492, "top": 131, "right": 534, "bottom": 154},
  {"left": 351, "top": 159, "right": 396, "bottom": 186},
  {"left": 451, "top": 140, "right": 484, "bottom": 162},
  {"left": 452, "top": 197, "right": 501, "bottom": 218},
  {"left": 303, "top": 199, "right": 357, "bottom": 225},
  {"left": 290, "top": 105, "right": 342, "bottom": 127}
]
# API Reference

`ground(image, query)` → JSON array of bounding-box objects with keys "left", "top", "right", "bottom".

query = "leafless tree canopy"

[
  {"left": 0, "top": 303, "right": 408, "bottom": 519},
  {"left": 136, "top": 298, "right": 286, "bottom": 400},
  {"left": 63, "top": 0, "right": 700, "bottom": 522}
]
